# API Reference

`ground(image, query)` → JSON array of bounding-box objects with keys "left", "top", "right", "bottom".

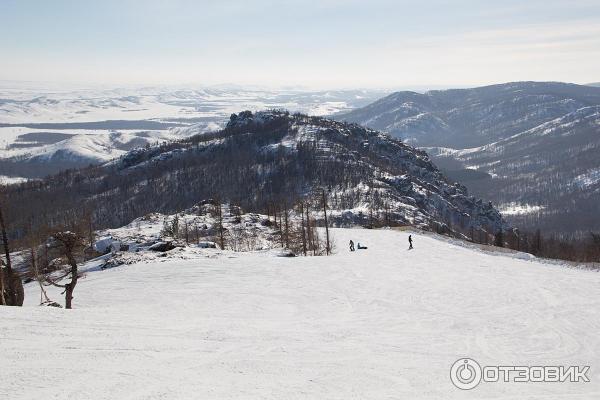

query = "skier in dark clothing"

[
  {"left": 349, "top": 240, "right": 355, "bottom": 252},
  {"left": 408, "top": 235, "right": 413, "bottom": 250}
]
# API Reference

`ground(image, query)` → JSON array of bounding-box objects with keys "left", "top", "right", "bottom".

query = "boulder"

[
  {"left": 148, "top": 242, "right": 175, "bottom": 252},
  {"left": 276, "top": 249, "right": 296, "bottom": 257}
]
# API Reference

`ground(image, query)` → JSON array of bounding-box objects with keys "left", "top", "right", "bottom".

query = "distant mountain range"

[
  {"left": 337, "top": 82, "right": 600, "bottom": 234},
  {"left": 4, "top": 81, "right": 599, "bottom": 235}
]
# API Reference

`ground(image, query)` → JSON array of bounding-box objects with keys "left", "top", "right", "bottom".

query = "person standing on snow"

[
  {"left": 349, "top": 240, "right": 355, "bottom": 252},
  {"left": 408, "top": 235, "right": 413, "bottom": 250}
]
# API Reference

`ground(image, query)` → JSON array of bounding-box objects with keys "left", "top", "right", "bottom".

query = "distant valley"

[
  {"left": 0, "top": 84, "right": 387, "bottom": 178},
  {"left": 338, "top": 82, "right": 600, "bottom": 235}
]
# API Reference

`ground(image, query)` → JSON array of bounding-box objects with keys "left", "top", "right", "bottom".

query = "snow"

[
  {"left": 0, "top": 175, "right": 28, "bottom": 185},
  {"left": 498, "top": 202, "right": 545, "bottom": 215},
  {"left": 0, "top": 127, "right": 214, "bottom": 164},
  {"left": 573, "top": 168, "right": 600, "bottom": 188},
  {"left": 1, "top": 228, "right": 598, "bottom": 399},
  {"left": 0, "top": 85, "right": 385, "bottom": 125}
]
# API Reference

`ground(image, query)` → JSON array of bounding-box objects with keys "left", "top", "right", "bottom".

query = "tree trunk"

[
  {"left": 217, "top": 206, "right": 225, "bottom": 250},
  {"left": 283, "top": 206, "right": 289, "bottom": 249},
  {"left": 31, "top": 247, "right": 50, "bottom": 304},
  {"left": 184, "top": 220, "right": 189, "bottom": 244},
  {"left": 0, "top": 204, "right": 21, "bottom": 306},
  {"left": 300, "top": 203, "right": 307, "bottom": 256},
  {"left": 0, "top": 204, "right": 14, "bottom": 290},
  {"left": 65, "top": 283, "right": 74, "bottom": 309},
  {"left": 64, "top": 254, "right": 78, "bottom": 310},
  {"left": 87, "top": 213, "right": 94, "bottom": 250},
  {"left": 0, "top": 258, "right": 5, "bottom": 305},
  {"left": 322, "top": 189, "right": 330, "bottom": 255}
]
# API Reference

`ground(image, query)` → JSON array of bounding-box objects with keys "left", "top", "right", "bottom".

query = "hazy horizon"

[{"left": 0, "top": 79, "right": 597, "bottom": 94}]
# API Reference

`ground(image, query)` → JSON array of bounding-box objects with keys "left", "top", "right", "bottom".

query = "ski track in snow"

[{"left": 1, "top": 228, "right": 599, "bottom": 399}]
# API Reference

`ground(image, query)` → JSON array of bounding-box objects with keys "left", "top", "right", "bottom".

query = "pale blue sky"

[{"left": 1, "top": 0, "right": 599, "bottom": 88}]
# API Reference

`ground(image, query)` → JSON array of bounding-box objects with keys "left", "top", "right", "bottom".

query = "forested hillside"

[
  {"left": 3, "top": 111, "right": 504, "bottom": 246},
  {"left": 338, "top": 82, "right": 600, "bottom": 235}
]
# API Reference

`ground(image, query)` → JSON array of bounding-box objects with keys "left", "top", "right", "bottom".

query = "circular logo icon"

[{"left": 450, "top": 358, "right": 482, "bottom": 390}]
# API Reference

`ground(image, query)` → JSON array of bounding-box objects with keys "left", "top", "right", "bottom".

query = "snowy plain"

[
  {"left": 1, "top": 228, "right": 599, "bottom": 399},
  {"left": 0, "top": 84, "right": 387, "bottom": 178}
]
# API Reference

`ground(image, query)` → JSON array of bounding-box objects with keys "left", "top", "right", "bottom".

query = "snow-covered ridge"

[
  {"left": 337, "top": 82, "right": 600, "bottom": 233},
  {"left": 338, "top": 81, "right": 600, "bottom": 148}
]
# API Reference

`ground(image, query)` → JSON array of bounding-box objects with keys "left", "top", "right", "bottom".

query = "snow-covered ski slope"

[{"left": 2, "top": 228, "right": 599, "bottom": 399}]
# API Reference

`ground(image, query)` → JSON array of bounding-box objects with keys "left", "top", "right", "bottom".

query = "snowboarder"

[
  {"left": 357, "top": 242, "right": 368, "bottom": 250},
  {"left": 408, "top": 235, "right": 413, "bottom": 250},
  {"left": 349, "top": 240, "right": 355, "bottom": 252}
]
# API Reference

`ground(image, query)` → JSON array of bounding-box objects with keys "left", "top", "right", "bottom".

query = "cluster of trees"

[
  {"left": 503, "top": 229, "right": 600, "bottom": 263},
  {"left": 461, "top": 223, "right": 600, "bottom": 264},
  {"left": 160, "top": 196, "right": 333, "bottom": 256},
  {"left": 159, "top": 203, "right": 232, "bottom": 251},
  {"left": 263, "top": 191, "right": 332, "bottom": 256}
]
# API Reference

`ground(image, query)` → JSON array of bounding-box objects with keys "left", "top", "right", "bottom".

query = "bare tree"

[
  {"left": 306, "top": 204, "right": 316, "bottom": 256},
  {"left": 0, "top": 259, "right": 4, "bottom": 305},
  {"left": 283, "top": 204, "right": 290, "bottom": 249},
  {"left": 29, "top": 246, "right": 51, "bottom": 305},
  {"left": 183, "top": 219, "right": 189, "bottom": 244},
  {"left": 45, "top": 231, "right": 84, "bottom": 309},
  {"left": 322, "top": 189, "right": 331, "bottom": 255},
  {"left": 494, "top": 230, "right": 504, "bottom": 247},
  {"left": 0, "top": 200, "right": 23, "bottom": 306},
  {"left": 83, "top": 209, "right": 95, "bottom": 250},
  {"left": 213, "top": 202, "right": 225, "bottom": 250},
  {"left": 300, "top": 202, "right": 307, "bottom": 256}
]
